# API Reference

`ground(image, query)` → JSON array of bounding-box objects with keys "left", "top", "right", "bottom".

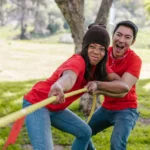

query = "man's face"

[{"left": 112, "top": 25, "right": 135, "bottom": 58}]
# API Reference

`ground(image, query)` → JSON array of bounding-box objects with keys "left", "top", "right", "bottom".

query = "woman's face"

[{"left": 88, "top": 43, "right": 106, "bottom": 65}]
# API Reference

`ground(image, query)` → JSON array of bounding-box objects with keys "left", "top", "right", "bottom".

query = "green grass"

[{"left": 0, "top": 79, "right": 150, "bottom": 150}]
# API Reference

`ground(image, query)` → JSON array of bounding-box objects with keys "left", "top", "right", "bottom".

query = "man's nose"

[{"left": 119, "top": 36, "right": 125, "bottom": 42}]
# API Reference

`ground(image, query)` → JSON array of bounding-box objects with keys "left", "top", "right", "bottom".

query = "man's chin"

[{"left": 113, "top": 52, "right": 121, "bottom": 58}]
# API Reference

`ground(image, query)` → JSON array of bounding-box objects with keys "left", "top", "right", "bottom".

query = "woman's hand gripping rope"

[{"left": 0, "top": 88, "right": 87, "bottom": 127}]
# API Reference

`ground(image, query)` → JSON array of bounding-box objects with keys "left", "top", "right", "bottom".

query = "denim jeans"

[
  {"left": 23, "top": 99, "right": 92, "bottom": 150},
  {"left": 87, "top": 106, "right": 139, "bottom": 150}
]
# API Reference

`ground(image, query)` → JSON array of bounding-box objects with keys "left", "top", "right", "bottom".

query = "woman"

[{"left": 23, "top": 24, "right": 128, "bottom": 150}]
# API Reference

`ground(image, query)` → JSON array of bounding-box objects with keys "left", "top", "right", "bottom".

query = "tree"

[
  {"left": 9, "top": 0, "right": 32, "bottom": 39},
  {"left": 31, "top": 0, "right": 49, "bottom": 35},
  {"left": 55, "top": 0, "right": 85, "bottom": 53},
  {"left": 144, "top": 0, "right": 150, "bottom": 19},
  {"left": 55, "top": 0, "right": 113, "bottom": 52},
  {"left": 0, "top": 0, "right": 7, "bottom": 26},
  {"left": 95, "top": 0, "right": 113, "bottom": 24},
  {"left": 55, "top": 0, "right": 113, "bottom": 114}
]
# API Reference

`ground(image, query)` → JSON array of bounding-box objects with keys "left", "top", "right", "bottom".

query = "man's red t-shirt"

[{"left": 102, "top": 47, "right": 142, "bottom": 110}]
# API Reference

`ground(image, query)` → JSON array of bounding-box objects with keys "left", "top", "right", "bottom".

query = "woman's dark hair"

[
  {"left": 80, "top": 45, "right": 108, "bottom": 81},
  {"left": 113, "top": 20, "right": 138, "bottom": 41}
]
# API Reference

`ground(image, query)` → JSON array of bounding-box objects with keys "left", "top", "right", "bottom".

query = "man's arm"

[
  {"left": 86, "top": 72, "right": 138, "bottom": 97},
  {"left": 95, "top": 90, "right": 127, "bottom": 98},
  {"left": 96, "top": 72, "right": 130, "bottom": 93},
  {"left": 87, "top": 72, "right": 129, "bottom": 94},
  {"left": 95, "top": 72, "right": 138, "bottom": 97}
]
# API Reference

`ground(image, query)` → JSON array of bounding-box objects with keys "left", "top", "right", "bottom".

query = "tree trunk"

[
  {"left": 33, "top": 1, "right": 40, "bottom": 34},
  {"left": 95, "top": 0, "right": 113, "bottom": 25},
  {"left": 80, "top": 93, "right": 101, "bottom": 115},
  {"left": 55, "top": 0, "right": 85, "bottom": 53},
  {"left": 20, "top": 0, "right": 27, "bottom": 39},
  {"left": 0, "top": 0, "right": 5, "bottom": 26},
  {"left": 55, "top": 0, "right": 113, "bottom": 114}
]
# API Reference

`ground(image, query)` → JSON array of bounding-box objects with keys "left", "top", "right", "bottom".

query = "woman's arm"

[
  {"left": 53, "top": 70, "right": 77, "bottom": 92},
  {"left": 48, "top": 70, "right": 77, "bottom": 103}
]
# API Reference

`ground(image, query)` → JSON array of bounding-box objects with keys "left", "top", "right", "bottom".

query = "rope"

[
  {"left": 0, "top": 87, "right": 97, "bottom": 127},
  {"left": 0, "top": 88, "right": 87, "bottom": 127},
  {"left": 86, "top": 94, "right": 96, "bottom": 123}
]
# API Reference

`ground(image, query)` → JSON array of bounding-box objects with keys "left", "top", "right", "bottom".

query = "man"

[{"left": 87, "top": 20, "right": 142, "bottom": 150}]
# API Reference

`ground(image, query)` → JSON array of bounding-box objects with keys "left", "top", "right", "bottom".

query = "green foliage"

[
  {"left": 63, "top": 22, "right": 70, "bottom": 30},
  {"left": 134, "top": 29, "right": 150, "bottom": 49},
  {"left": 137, "top": 79, "right": 150, "bottom": 118},
  {"left": 144, "top": 0, "right": 150, "bottom": 14},
  {"left": 47, "top": 23, "right": 60, "bottom": 34}
]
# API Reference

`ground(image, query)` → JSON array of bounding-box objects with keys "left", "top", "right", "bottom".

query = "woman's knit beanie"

[{"left": 82, "top": 23, "right": 110, "bottom": 50}]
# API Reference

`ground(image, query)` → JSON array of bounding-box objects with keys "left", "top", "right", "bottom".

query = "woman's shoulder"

[
  {"left": 67, "top": 54, "right": 85, "bottom": 64},
  {"left": 70, "top": 54, "right": 84, "bottom": 60}
]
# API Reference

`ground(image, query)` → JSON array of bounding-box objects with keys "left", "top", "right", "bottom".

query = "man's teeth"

[{"left": 116, "top": 45, "right": 124, "bottom": 49}]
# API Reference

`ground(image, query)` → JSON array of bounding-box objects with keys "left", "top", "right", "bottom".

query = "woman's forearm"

[{"left": 53, "top": 70, "right": 77, "bottom": 92}]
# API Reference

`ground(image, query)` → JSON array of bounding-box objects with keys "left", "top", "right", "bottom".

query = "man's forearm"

[
  {"left": 95, "top": 90, "right": 128, "bottom": 98},
  {"left": 96, "top": 80, "right": 129, "bottom": 94}
]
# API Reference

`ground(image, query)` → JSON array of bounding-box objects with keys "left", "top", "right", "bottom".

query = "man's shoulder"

[{"left": 128, "top": 48, "right": 142, "bottom": 62}]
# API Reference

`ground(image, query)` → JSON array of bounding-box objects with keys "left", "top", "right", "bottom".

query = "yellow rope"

[
  {"left": 86, "top": 94, "right": 96, "bottom": 123},
  {"left": 0, "top": 88, "right": 87, "bottom": 127}
]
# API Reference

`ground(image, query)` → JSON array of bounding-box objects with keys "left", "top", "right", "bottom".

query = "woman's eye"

[
  {"left": 100, "top": 48, "right": 105, "bottom": 52},
  {"left": 90, "top": 46, "right": 95, "bottom": 49}
]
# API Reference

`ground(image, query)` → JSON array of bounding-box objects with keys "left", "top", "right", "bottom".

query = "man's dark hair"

[
  {"left": 80, "top": 46, "right": 108, "bottom": 81},
  {"left": 113, "top": 20, "right": 138, "bottom": 41}
]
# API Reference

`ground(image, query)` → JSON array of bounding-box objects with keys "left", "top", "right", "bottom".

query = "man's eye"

[
  {"left": 126, "top": 37, "right": 131, "bottom": 39},
  {"left": 100, "top": 48, "right": 105, "bottom": 51}
]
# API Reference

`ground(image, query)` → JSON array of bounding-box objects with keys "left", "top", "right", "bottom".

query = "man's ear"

[{"left": 131, "top": 39, "right": 136, "bottom": 45}]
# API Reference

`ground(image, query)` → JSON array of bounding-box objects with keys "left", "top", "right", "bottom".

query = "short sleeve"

[
  {"left": 56, "top": 54, "right": 85, "bottom": 78},
  {"left": 126, "top": 55, "right": 142, "bottom": 78}
]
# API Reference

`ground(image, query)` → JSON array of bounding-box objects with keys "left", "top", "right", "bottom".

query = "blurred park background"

[{"left": 0, "top": 0, "right": 150, "bottom": 150}]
